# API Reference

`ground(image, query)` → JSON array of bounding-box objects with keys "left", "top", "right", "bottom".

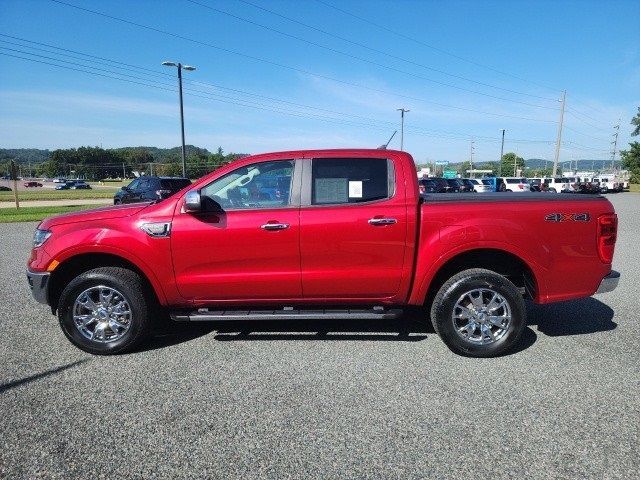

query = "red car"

[
  {"left": 24, "top": 181, "right": 43, "bottom": 188},
  {"left": 26, "top": 149, "right": 619, "bottom": 357}
]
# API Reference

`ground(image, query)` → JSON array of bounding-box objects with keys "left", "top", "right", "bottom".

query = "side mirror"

[
  {"left": 184, "top": 190, "right": 201, "bottom": 213},
  {"left": 121, "top": 186, "right": 129, "bottom": 191}
]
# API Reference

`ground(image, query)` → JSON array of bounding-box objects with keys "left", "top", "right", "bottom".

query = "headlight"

[{"left": 33, "top": 229, "right": 52, "bottom": 248}]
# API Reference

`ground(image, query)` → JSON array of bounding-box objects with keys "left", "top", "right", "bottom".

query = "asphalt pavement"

[{"left": 1, "top": 194, "right": 638, "bottom": 479}]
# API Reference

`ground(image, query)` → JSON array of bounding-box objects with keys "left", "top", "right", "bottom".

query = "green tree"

[
  {"left": 619, "top": 106, "right": 640, "bottom": 183},
  {"left": 501, "top": 152, "right": 525, "bottom": 177},
  {"left": 36, "top": 159, "right": 63, "bottom": 178},
  {"left": 631, "top": 106, "right": 640, "bottom": 137},
  {"left": 620, "top": 142, "right": 640, "bottom": 183},
  {"left": 456, "top": 161, "right": 471, "bottom": 176}
]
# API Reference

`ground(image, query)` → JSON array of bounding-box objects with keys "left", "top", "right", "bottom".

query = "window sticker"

[
  {"left": 315, "top": 178, "right": 348, "bottom": 204},
  {"left": 348, "top": 181, "right": 363, "bottom": 198}
]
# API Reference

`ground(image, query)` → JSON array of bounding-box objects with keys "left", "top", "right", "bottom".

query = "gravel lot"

[{"left": 1, "top": 194, "right": 638, "bottom": 479}]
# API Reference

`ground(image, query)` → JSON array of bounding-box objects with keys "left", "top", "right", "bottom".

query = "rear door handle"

[
  {"left": 261, "top": 223, "right": 290, "bottom": 230},
  {"left": 368, "top": 218, "right": 397, "bottom": 225}
]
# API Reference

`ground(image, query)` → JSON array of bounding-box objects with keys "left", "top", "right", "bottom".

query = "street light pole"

[
  {"left": 162, "top": 61, "right": 196, "bottom": 177},
  {"left": 397, "top": 108, "right": 409, "bottom": 151},
  {"left": 499, "top": 129, "right": 505, "bottom": 177}
]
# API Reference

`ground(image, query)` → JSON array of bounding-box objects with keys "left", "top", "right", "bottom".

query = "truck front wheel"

[
  {"left": 430, "top": 268, "right": 526, "bottom": 357},
  {"left": 57, "top": 267, "right": 152, "bottom": 355}
]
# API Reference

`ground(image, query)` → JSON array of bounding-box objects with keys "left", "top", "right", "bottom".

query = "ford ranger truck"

[{"left": 26, "top": 149, "right": 620, "bottom": 357}]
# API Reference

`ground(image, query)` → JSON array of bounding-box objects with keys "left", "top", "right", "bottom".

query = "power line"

[
  {"left": 227, "top": 0, "right": 556, "bottom": 101},
  {"left": 565, "top": 108, "right": 610, "bottom": 132},
  {"left": 563, "top": 125, "right": 610, "bottom": 142},
  {"left": 3, "top": 49, "right": 567, "bottom": 150},
  {"left": 50, "top": 0, "right": 556, "bottom": 110},
  {"left": 1, "top": 42, "right": 608, "bottom": 153},
  {"left": 0, "top": 33, "right": 558, "bottom": 125},
  {"left": 314, "top": 0, "right": 560, "bottom": 92}
]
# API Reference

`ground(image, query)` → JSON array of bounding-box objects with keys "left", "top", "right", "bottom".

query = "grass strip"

[
  {"left": 0, "top": 189, "right": 118, "bottom": 202},
  {"left": 0, "top": 205, "right": 98, "bottom": 223}
]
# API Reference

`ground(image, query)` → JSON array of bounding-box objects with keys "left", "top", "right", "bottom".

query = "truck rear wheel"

[
  {"left": 57, "top": 267, "right": 152, "bottom": 355},
  {"left": 430, "top": 268, "right": 526, "bottom": 357}
]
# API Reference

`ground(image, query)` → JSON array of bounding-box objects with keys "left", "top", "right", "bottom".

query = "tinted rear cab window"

[{"left": 311, "top": 158, "right": 392, "bottom": 205}]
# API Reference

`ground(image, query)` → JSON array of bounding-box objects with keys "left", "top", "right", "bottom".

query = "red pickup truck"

[{"left": 26, "top": 149, "right": 619, "bottom": 357}]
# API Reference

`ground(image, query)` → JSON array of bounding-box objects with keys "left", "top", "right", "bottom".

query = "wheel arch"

[
  {"left": 49, "top": 252, "right": 163, "bottom": 314},
  {"left": 419, "top": 248, "right": 539, "bottom": 312}
]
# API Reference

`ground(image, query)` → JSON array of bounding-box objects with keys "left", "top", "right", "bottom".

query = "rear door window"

[{"left": 311, "top": 158, "right": 392, "bottom": 205}]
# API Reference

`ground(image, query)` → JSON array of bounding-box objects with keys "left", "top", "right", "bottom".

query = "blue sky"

[{"left": 0, "top": 0, "right": 638, "bottom": 164}]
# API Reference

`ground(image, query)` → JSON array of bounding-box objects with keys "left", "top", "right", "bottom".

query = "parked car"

[
  {"left": 419, "top": 178, "right": 442, "bottom": 193},
  {"left": 482, "top": 177, "right": 507, "bottom": 192},
  {"left": 445, "top": 178, "right": 463, "bottom": 192},
  {"left": 575, "top": 177, "right": 599, "bottom": 194},
  {"left": 503, "top": 177, "right": 531, "bottom": 193},
  {"left": 0, "top": 185, "right": 11, "bottom": 191},
  {"left": 55, "top": 181, "right": 75, "bottom": 190},
  {"left": 459, "top": 179, "right": 476, "bottom": 192},
  {"left": 70, "top": 181, "right": 91, "bottom": 190},
  {"left": 418, "top": 177, "right": 449, "bottom": 193},
  {"left": 464, "top": 178, "right": 491, "bottom": 193},
  {"left": 113, "top": 176, "right": 192, "bottom": 204},
  {"left": 529, "top": 178, "right": 543, "bottom": 192},
  {"left": 27, "top": 149, "right": 619, "bottom": 359},
  {"left": 24, "top": 181, "right": 43, "bottom": 188},
  {"left": 593, "top": 175, "right": 622, "bottom": 193}
]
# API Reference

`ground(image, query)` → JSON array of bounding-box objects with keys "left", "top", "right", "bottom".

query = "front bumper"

[
  {"left": 596, "top": 270, "right": 620, "bottom": 294},
  {"left": 26, "top": 270, "right": 50, "bottom": 304}
]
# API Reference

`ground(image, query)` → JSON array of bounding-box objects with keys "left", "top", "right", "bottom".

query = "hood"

[{"left": 40, "top": 202, "right": 152, "bottom": 228}]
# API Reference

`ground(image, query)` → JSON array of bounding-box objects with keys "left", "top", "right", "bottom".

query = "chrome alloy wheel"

[
  {"left": 452, "top": 288, "right": 512, "bottom": 345},
  {"left": 72, "top": 286, "right": 132, "bottom": 343}
]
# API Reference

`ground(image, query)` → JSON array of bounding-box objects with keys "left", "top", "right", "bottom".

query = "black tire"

[
  {"left": 114, "top": 199, "right": 121, "bottom": 205},
  {"left": 57, "top": 267, "right": 153, "bottom": 355},
  {"left": 430, "top": 268, "right": 526, "bottom": 357}
]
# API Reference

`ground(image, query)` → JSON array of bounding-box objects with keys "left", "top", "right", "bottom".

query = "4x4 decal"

[{"left": 545, "top": 213, "right": 591, "bottom": 222}]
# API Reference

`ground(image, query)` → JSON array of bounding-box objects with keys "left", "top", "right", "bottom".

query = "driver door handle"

[
  {"left": 368, "top": 218, "right": 397, "bottom": 226},
  {"left": 261, "top": 223, "right": 289, "bottom": 230}
]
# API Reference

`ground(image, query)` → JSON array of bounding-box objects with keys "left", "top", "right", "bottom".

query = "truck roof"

[{"left": 242, "top": 148, "right": 412, "bottom": 161}]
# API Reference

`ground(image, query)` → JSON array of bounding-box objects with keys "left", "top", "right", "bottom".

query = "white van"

[
  {"left": 502, "top": 177, "right": 531, "bottom": 192},
  {"left": 593, "top": 175, "right": 621, "bottom": 193},
  {"left": 531, "top": 178, "right": 572, "bottom": 193}
]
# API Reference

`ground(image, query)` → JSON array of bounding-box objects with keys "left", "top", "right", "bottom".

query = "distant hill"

[
  {"left": 0, "top": 145, "right": 214, "bottom": 164},
  {"left": 0, "top": 148, "right": 51, "bottom": 164}
]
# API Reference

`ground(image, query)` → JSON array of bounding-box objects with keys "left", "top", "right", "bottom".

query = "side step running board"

[{"left": 170, "top": 307, "right": 403, "bottom": 322}]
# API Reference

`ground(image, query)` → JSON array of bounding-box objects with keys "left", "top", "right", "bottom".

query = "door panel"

[
  {"left": 171, "top": 158, "right": 302, "bottom": 301},
  {"left": 171, "top": 208, "right": 301, "bottom": 300},
  {"left": 299, "top": 158, "right": 408, "bottom": 299}
]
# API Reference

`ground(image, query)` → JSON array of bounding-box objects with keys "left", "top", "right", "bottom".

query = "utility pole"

[
  {"left": 397, "top": 108, "right": 410, "bottom": 151},
  {"left": 552, "top": 90, "right": 566, "bottom": 177},
  {"left": 499, "top": 129, "right": 505, "bottom": 177},
  {"left": 611, "top": 121, "right": 620, "bottom": 171},
  {"left": 469, "top": 139, "right": 475, "bottom": 177},
  {"left": 10, "top": 160, "right": 19, "bottom": 209},
  {"left": 122, "top": 162, "right": 126, "bottom": 179},
  {"left": 163, "top": 61, "right": 196, "bottom": 177}
]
